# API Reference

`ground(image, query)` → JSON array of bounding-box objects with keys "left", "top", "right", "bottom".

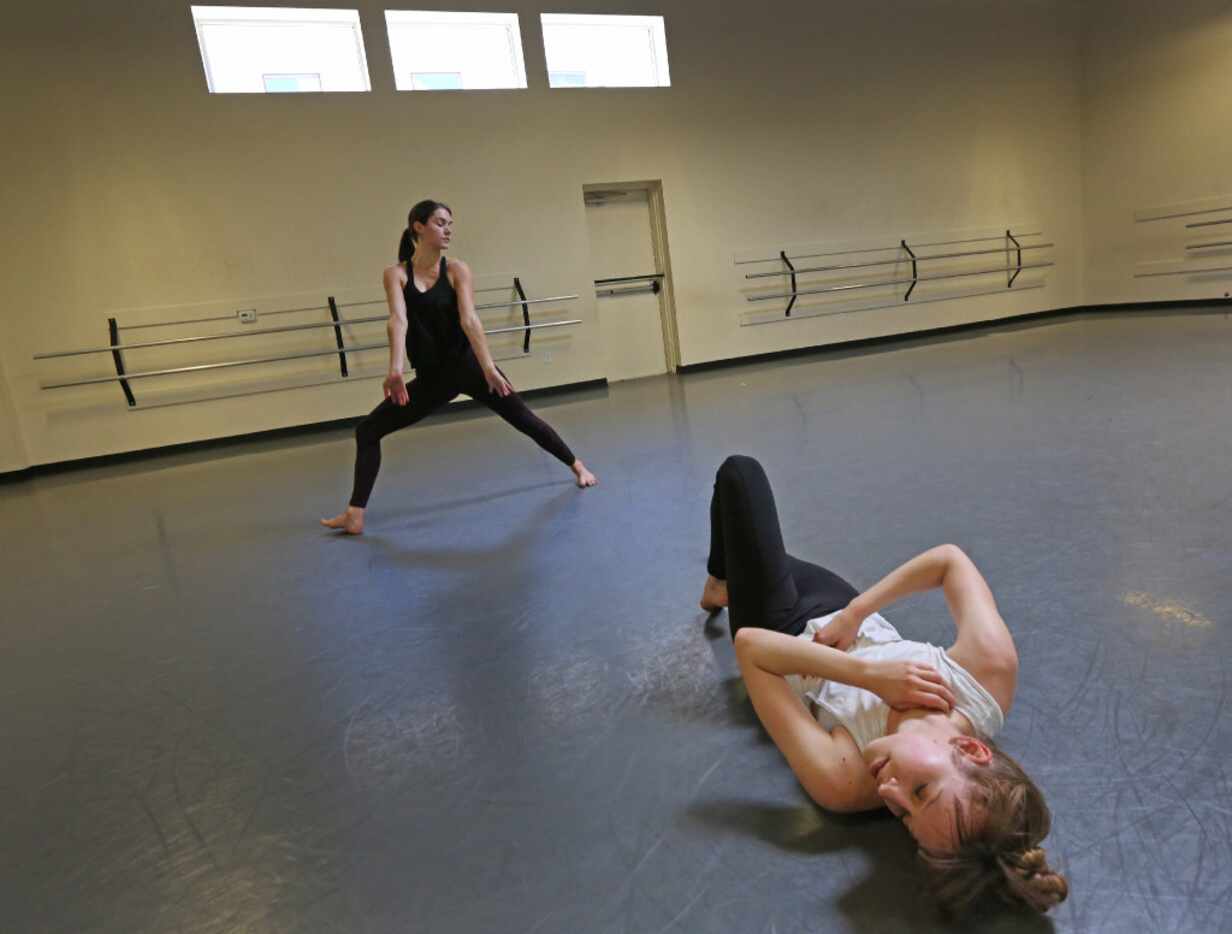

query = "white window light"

[
  {"left": 385, "top": 10, "right": 527, "bottom": 91},
  {"left": 191, "top": 6, "right": 371, "bottom": 94},
  {"left": 541, "top": 13, "right": 670, "bottom": 89}
]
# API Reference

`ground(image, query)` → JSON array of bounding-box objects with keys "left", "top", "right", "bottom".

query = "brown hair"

[
  {"left": 398, "top": 199, "right": 452, "bottom": 262},
  {"left": 919, "top": 742, "right": 1068, "bottom": 916}
]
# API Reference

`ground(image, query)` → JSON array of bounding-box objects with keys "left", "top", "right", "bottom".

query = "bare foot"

[
  {"left": 571, "top": 460, "right": 597, "bottom": 488},
  {"left": 320, "top": 506, "right": 365, "bottom": 535},
  {"left": 700, "top": 575, "right": 728, "bottom": 612}
]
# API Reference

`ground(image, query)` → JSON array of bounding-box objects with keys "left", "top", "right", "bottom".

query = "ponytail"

[{"left": 397, "top": 227, "right": 414, "bottom": 263}]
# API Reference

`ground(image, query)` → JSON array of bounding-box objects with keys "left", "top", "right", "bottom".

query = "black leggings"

[
  {"left": 349, "top": 353, "right": 576, "bottom": 508},
  {"left": 708, "top": 455, "right": 859, "bottom": 639}
]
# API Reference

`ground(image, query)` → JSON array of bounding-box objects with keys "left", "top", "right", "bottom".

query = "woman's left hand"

[
  {"left": 862, "top": 658, "right": 956, "bottom": 712},
  {"left": 484, "top": 366, "right": 513, "bottom": 397}
]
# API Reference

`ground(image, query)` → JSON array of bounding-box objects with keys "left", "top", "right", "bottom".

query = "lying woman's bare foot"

[
  {"left": 320, "top": 506, "right": 365, "bottom": 535},
  {"left": 571, "top": 460, "right": 598, "bottom": 488},
  {"left": 700, "top": 575, "right": 728, "bottom": 612}
]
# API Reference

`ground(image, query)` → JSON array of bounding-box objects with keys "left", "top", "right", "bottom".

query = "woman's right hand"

[
  {"left": 383, "top": 372, "right": 409, "bottom": 406},
  {"left": 861, "top": 658, "right": 956, "bottom": 712},
  {"left": 812, "top": 606, "right": 863, "bottom": 652}
]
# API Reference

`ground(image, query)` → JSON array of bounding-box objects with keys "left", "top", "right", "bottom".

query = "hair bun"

[{"left": 1019, "top": 848, "right": 1046, "bottom": 875}]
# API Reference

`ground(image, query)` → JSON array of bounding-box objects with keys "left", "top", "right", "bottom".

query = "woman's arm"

[
  {"left": 734, "top": 630, "right": 927, "bottom": 813},
  {"left": 382, "top": 265, "right": 410, "bottom": 405},
  {"left": 449, "top": 259, "right": 513, "bottom": 397},
  {"left": 821, "top": 545, "right": 1018, "bottom": 714},
  {"left": 734, "top": 628, "right": 955, "bottom": 711}
]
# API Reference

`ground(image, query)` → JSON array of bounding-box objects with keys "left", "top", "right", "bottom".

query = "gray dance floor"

[{"left": 3, "top": 308, "right": 1229, "bottom": 934}]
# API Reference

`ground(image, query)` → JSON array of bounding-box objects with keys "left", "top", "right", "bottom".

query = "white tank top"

[{"left": 784, "top": 612, "right": 1005, "bottom": 751}]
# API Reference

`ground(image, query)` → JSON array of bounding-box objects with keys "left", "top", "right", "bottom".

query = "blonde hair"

[{"left": 919, "top": 742, "right": 1068, "bottom": 915}]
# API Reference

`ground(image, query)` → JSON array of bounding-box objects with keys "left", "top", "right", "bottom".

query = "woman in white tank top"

[{"left": 701, "top": 455, "right": 1068, "bottom": 916}]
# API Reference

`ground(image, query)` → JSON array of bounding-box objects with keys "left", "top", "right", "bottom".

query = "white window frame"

[
  {"left": 191, "top": 6, "right": 372, "bottom": 94},
  {"left": 384, "top": 10, "right": 528, "bottom": 91},
  {"left": 540, "top": 13, "right": 671, "bottom": 89}
]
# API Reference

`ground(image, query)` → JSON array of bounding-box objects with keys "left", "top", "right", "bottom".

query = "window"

[
  {"left": 385, "top": 10, "right": 527, "bottom": 91},
  {"left": 191, "top": 6, "right": 371, "bottom": 94},
  {"left": 540, "top": 14, "right": 670, "bottom": 88}
]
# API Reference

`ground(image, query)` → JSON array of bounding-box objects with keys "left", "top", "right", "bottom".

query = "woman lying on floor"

[{"left": 700, "top": 455, "right": 1067, "bottom": 916}]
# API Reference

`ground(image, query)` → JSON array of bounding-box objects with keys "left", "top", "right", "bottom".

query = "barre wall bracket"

[
  {"left": 109, "top": 317, "right": 137, "bottom": 407},
  {"left": 513, "top": 277, "right": 532, "bottom": 354},
  {"left": 781, "top": 251, "right": 797, "bottom": 317},
  {"left": 327, "top": 296, "right": 349, "bottom": 377},
  {"left": 902, "top": 241, "right": 918, "bottom": 302},
  {"left": 1007, "top": 230, "right": 1023, "bottom": 288}
]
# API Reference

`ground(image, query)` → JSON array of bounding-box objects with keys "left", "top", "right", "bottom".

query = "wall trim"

[{"left": 678, "top": 298, "right": 1232, "bottom": 374}]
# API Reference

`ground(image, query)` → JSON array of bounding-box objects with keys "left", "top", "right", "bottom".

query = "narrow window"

[
  {"left": 385, "top": 10, "right": 527, "bottom": 91},
  {"left": 540, "top": 13, "right": 670, "bottom": 88},
  {"left": 191, "top": 6, "right": 371, "bottom": 94}
]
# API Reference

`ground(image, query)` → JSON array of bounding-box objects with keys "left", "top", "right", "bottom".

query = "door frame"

[{"left": 582, "top": 179, "right": 681, "bottom": 373}]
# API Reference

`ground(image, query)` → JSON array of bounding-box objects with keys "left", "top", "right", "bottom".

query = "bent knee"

[{"left": 717, "top": 453, "right": 760, "bottom": 480}]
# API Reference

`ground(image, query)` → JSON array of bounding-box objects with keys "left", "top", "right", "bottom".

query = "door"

[{"left": 584, "top": 184, "right": 678, "bottom": 382}]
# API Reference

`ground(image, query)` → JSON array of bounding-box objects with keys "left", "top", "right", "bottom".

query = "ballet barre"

[
  {"left": 35, "top": 281, "right": 581, "bottom": 408},
  {"left": 1133, "top": 197, "right": 1232, "bottom": 283},
  {"left": 743, "top": 229, "right": 1053, "bottom": 319}
]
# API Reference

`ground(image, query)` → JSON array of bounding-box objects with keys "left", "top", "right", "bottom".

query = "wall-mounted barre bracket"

[
  {"left": 1007, "top": 230, "right": 1023, "bottom": 288},
  {"left": 327, "top": 296, "right": 348, "bottom": 378},
  {"left": 513, "top": 277, "right": 532, "bottom": 354},
  {"left": 901, "top": 241, "right": 918, "bottom": 302},
  {"left": 781, "top": 251, "right": 797, "bottom": 317},
  {"left": 108, "top": 317, "right": 137, "bottom": 407}
]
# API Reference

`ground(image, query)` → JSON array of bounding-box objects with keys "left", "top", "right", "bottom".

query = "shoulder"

[
  {"left": 383, "top": 263, "right": 407, "bottom": 287},
  {"left": 445, "top": 257, "right": 472, "bottom": 281}
]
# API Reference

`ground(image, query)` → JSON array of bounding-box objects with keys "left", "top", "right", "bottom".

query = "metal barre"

[
  {"left": 42, "top": 343, "right": 391, "bottom": 389},
  {"left": 735, "top": 231, "right": 1045, "bottom": 266},
  {"left": 39, "top": 317, "right": 583, "bottom": 388},
  {"left": 746, "top": 261, "right": 1055, "bottom": 302},
  {"left": 1185, "top": 241, "right": 1232, "bottom": 250},
  {"left": 1185, "top": 218, "right": 1232, "bottom": 229},
  {"left": 744, "top": 243, "right": 1054, "bottom": 279},
  {"left": 34, "top": 295, "right": 581, "bottom": 360},
  {"left": 124, "top": 346, "right": 549, "bottom": 411},
  {"left": 741, "top": 282, "right": 1046, "bottom": 327},
  {"left": 593, "top": 273, "right": 664, "bottom": 285},
  {"left": 1133, "top": 264, "right": 1232, "bottom": 278}
]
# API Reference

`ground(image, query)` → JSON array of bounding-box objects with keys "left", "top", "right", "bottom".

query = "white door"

[{"left": 584, "top": 188, "right": 671, "bottom": 382}]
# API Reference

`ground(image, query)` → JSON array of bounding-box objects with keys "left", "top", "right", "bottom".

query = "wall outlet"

[
  {"left": 543, "top": 351, "right": 552, "bottom": 364},
  {"left": 238, "top": 309, "right": 257, "bottom": 324}
]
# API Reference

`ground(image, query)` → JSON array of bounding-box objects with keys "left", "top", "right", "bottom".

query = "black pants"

[
  {"left": 349, "top": 353, "right": 576, "bottom": 508},
  {"left": 708, "top": 455, "right": 859, "bottom": 638}
]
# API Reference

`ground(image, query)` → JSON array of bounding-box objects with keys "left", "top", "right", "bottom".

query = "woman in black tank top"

[{"left": 321, "top": 200, "right": 597, "bottom": 534}]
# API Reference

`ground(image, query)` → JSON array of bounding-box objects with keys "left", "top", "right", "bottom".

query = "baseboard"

[
  {"left": 1, "top": 377, "right": 608, "bottom": 483},
  {"left": 677, "top": 297, "right": 1232, "bottom": 374}
]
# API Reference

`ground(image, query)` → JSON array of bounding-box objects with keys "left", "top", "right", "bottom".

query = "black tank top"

[{"left": 404, "top": 257, "right": 469, "bottom": 372}]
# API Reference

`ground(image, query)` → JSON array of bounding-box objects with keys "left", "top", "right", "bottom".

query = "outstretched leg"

[
  {"left": 470, "top": 365, "right": 596, "bottom": 487},
  {"left": 706, "top": 455, "right": 857, "bottom": 637},
  {"left": 321, "top": 374, "right": 457, "bottom": 533}
]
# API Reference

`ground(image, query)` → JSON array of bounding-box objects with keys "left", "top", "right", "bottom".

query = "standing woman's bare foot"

[
  {"left": 320, "top": 505, "right": 365, "bottom": 535},
  {"left": 571, "top": 459, "right": 598, "bottom": 488},
  {"left": 700, "top": 575, "right": 728, "bottom": 612}
]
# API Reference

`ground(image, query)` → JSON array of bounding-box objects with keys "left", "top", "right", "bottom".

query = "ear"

[{"left": 951, "top": 735, "right": 993, "bottom": 765}]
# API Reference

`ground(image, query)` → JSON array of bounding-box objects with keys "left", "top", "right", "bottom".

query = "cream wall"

[
  {"left": 1081, "top": 0, "right": 1232, "bottom": 305},
  {"left": 3, "top": 0, "right": 1085, "bottom": 469},
  {"left": 0, "top": 356, "right": 28, "bottom": 473}
]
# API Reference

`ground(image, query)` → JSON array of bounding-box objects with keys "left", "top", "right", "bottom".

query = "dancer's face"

[
  {"left": 864, "top": 729, "right": 991, "bottom": 853},
  {"left": 414, "top": 208, "right": 453, "bottom": 251}
]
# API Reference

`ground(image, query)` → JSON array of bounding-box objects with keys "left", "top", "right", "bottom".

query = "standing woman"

[{"left": 322, "top": 200, "right": 596, "bottom": 534}]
